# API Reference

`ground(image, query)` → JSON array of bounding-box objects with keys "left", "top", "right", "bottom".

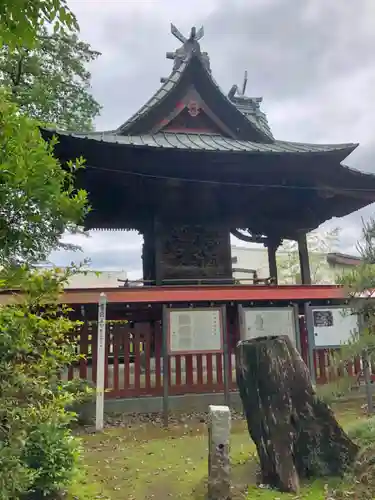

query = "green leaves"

[
  {"left": 0, "top": 28, "right": 101, "bottom": 131},
  {"left": 0, "top": 91, "right": 88, "bottom": 265},
  {"left": 277, "top": 227, "right": 341, "bottom": 284},
  {"left": 0, "top": 2, "right": 92, "bottom": 497},
  {"left": 0, "top": 267, "right": 87, "bottom": 499},
  {"left": 0, "top": 0, "right": 79, "bottom": 50}
]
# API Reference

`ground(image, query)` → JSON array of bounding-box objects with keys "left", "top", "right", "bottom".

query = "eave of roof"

[
  {"left": 44, "top": 128, "right": 358, "bottom": 156},
  {"left": 327, "top": 252, "right": 362, "bottom": 266}
]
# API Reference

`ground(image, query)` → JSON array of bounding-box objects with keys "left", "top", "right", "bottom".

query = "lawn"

[{"left": 69, "top": 400, "right": 367, "bottom": 500}]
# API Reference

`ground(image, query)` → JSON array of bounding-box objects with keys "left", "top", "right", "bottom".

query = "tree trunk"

[{"left": 236, "top": 336, "right": 359, "bottom": 494}]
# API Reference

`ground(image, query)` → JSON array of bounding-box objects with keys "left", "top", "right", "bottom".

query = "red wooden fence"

[
  {"left": 65, "top": 317, "right": 373, "bottom": 399},
  {"left": 65, "top": 320, "right": 239, "bottom": 399}
]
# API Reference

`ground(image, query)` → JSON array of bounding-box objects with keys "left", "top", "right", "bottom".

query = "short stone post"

[{"left": 208, "top": 405, "right": 231, "bottom": 500}]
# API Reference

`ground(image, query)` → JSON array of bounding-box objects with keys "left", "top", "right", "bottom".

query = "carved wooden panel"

[{"left": 156, "top": 224, "right": 232, "bottom": 282}]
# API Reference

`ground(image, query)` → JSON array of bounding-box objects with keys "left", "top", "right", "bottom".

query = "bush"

[
  {"left": 22, "top": 421, "right": 81, "bottom": 497},
  {"left": 0, "top": 267, "right": 86, "bottom": 499},
  {"left": 347, "top": 416, "right": 375, "bottom": 448}
]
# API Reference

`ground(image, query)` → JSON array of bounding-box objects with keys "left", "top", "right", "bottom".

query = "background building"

[
  {"left": 46, "top": 246, "right": 361, "bottom": 288},
  {"left": 232, "top": 245, "right": 361, "bottom": 285}
]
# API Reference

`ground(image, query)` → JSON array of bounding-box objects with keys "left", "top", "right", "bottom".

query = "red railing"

[
  {"left": 66, "top": 317, "right": 373, "bottom": 398},
  {"left": 64, "top": 321, "right": 238, "bottom": 398}
]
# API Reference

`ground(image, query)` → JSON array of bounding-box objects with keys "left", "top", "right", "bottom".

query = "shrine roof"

[
  {"left": 117, "top": 59, "right": 188, "bottom": 133},
  {"left": 113, "top": 24, "right": 274, "bottom": 142},
  {"left": 47, "top": 129, "right": 358, "bottom": 155}
]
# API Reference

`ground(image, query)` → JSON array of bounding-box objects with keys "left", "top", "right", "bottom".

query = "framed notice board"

[
  {"left": 307, "top": 305, "right": 359, "bottom": 348},
  {"left": 167, "top": 308, "right": 223, "bottom": 354},
  {"left": 240, "top": 306, "right": 299, "bottom": 346}
]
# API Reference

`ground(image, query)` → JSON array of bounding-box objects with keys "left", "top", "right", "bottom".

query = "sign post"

[
  {"left": 96, "top": 292, "right": 107, "bottom": 431},
  {"left": 162, "top": 305, "right": 169, "bottom": 428},
  {"left": 221, "top": 305, "right": 230, "bottom": 407}
]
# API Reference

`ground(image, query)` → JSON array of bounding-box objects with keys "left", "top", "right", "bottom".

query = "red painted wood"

[
  {"left": 133, "top": 330, "right": 141, "bottom": 392},
  {"left": 154, "top": 322, "right": 162, "bottom": 390},
  {"left": 185, "top": 355, "right": 194, "bottom": 386},
  {"left": 165, "top": 126, "right": 218, "bottom": 134},
  {"left": 79, "top": 325, "right": 88, "bottom": 379},
  {"left": 228, "top": 348, "right": 234, "bottom": 387},
  {"left": 206, "top": 354, "right": 213, "bottom": 387},
  {"left": 175, "top": 355, "right": 182, "bottom": 386},
  {"left": 327, "top": 351, "right": 334, "bottom": 381},
  {"left": 123, "top": 327, "right": 130, "bottom": 390},
  {"left": 49, "top": 284, "right": 347, "bottom": 305},
  {"left": 66, "top": 313, "right": 375, "bottom": 399},
  {"left": 144, "top": 332, "right": 151, "bottom": 392},
  {"left": 168, "top": 356, "right": 172, "bottom": 387},
  {"left": 216, "top": 353, "right": 223, "bottom": 386},
  {"left": 104, "top": 332, "right": 109, "bottom": 389},
  {"left": 92, "top": 326, "right": 97, "bottom": 384},
  {"left": 318, "top": 350, "right": 326, "bottom": 383},
  {"left": 354, "top": 356, "right": 361, "bottom": 376},
  {"left": 346, "top": 360, "right": 354, "bottom": 377},
  {"left": 196, "top": 355, "right": 204, "bottom": 387},
  {"left": 113, "top": 328, "right": 120, "bottom": 392}
]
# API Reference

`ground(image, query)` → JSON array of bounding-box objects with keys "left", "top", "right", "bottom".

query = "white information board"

[
  {"left": 311, "top": 307, "right": 359, "bottom": 348},
  {"left": 242, "top": 307, "right": 297, "bottom": 345},
  {"left": 168, "top": 308, "right": 222, "bottom": 354}
]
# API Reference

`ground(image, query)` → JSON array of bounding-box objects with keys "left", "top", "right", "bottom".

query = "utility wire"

[{"left": 86, "top": 164, "right": 375, "bottom": 193}]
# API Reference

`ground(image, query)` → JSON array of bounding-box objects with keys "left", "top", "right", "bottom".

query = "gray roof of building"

[
  {"left": 117, "top": 61, "right": 188, "bottom": 134},
  {"left": 49, "top": 129, "right": 358, "bottom": 155},
  {"left": 232, "top": 100, "right": 274, "bottom": 140},
  {"left": 117, "top": 39, "right": 274, "bottom": 142}
]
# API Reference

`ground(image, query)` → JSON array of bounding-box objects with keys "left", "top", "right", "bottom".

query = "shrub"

[
  {"left": 347, "top": 416, "right": 375, "bottom": 448},
  {"left": 22, "top": 421, "right": 81, "bottom": 497},
  {"left": 0, "top": 266, "right": 87, "bottom": 499}
]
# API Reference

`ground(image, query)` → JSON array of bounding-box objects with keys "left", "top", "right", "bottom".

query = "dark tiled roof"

[
  {"left": 116, "top": 36, "right": 274, "bottom": 142},
  {"left": 48, "top": 129, "right": 358, "bottom": 155},
  {"left": 117, "top": 61, "right": 188, "bottom": 134},
  {"left": 230, "top": 96, "right": 274, "bottom": 140}
]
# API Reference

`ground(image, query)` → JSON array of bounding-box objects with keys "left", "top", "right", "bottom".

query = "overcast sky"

[{"left": 50, "top": 0, "right": 375, "bottom": 277}]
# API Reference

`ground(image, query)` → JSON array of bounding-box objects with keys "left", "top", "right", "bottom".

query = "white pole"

[{"left": 95, "top": 292, "right": 107, "bottom": 431}]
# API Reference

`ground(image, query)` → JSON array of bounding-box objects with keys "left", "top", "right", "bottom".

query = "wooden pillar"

[
  {"left": 154, "top": 217, "right": 163, "bottom": 286},
  {"left": 267, "top": 241, "right": 279, "bottom": 284},
  {"left": 297, "top": 233, "right": 311, "bottom": 285}
]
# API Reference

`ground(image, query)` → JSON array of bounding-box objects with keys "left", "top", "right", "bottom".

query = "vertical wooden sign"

[{"left": 96, "top": 292, "right": 107, "bottom": 431}]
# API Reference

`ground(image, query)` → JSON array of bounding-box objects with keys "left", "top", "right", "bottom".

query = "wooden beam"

[
  {"left": 0, "top": 284, "right": 346, "bottom": 306},
  {"left": 297, "top": 233, "right": 311, "bottom": 285},
  {"left": 231, "top": 228, "right": 267, "bottom": 244},
  {"left": 267, "top": 241, "right": 279, "bottom": 284}
]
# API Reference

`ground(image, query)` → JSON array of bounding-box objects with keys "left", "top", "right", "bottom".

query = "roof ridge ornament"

[
  {"left": 228, "top": 71, "right": 249, "bottom": 100},
  {"left": 170, "top": 24, "right": 204, "bottom": 43},
  {"left": 164, "top": 23, "right": 210, "bottom": 74}
]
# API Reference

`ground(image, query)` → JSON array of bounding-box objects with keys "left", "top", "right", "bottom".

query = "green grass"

[{"left": 68, "top": 400, "right": 368, "bottom": 500}]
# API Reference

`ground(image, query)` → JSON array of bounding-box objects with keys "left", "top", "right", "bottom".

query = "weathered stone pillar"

[{"left": 208, "top": 405, "right": 231, "bottom": 500}]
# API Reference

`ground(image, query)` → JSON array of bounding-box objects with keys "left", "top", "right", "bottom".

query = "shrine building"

[{"left": 35, "top": 24, "right": 375, "bottom": 409}]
